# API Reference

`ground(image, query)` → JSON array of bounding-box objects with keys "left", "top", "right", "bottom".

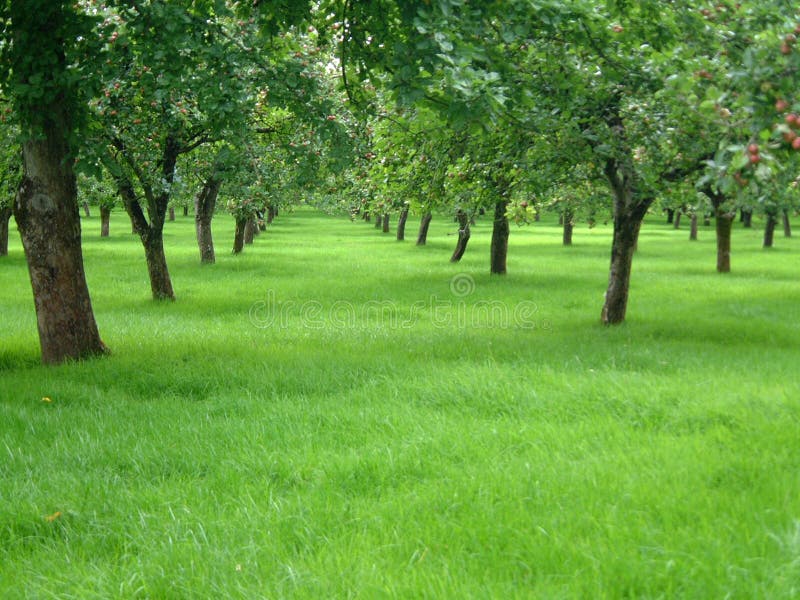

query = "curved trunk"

[
  {"left": 490, "top": 199, "right": 509, "bottom": 274},
  {"left": 396, "top": 206, "right": 409, "bottom": 241},
  {"left": 0, "top": 206, "right": 12, "bottom": 256},
  {"left": 763, "top": 212, "right": 777, "bottom": 248},
  {"left": 673, "top": 210, "right": 682, "bottom": 229},
  {"left": 689, "top": 213, "right": 698, "bottom": 241},
  {"left": 600, "top": 153, "right": 652, "bottom": 325},
  {"left": 14, "top": 119, "right": 107, "bottom": 362},
  {"left": 416, "top": 211, "right": 432, "bottom": 246},
  {"left": 783, "top": 209, "right": 792, "bottom": 237},
  {"left": 194, "top": 176, "right": 221, "bottom": 264},
  {"left": 382, "top": 213, "right": 390, "bottom": 233},
  {"left": 450, "top": 210, "right": 471, "bottom": 262},
  {"left": 563, "top": 208, "right": 574, "bottom": 246},
  {"left": 100, "top": 205, "right": 111, "bottom": 237},
  {"left": 233, "top": 218, "right": 247, "bottom": 254}
]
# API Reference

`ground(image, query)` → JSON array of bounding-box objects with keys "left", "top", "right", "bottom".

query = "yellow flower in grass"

[
  {"left": 45, "top": 511, "right": 62, "bottom": 522},
  {"left": 41, "top": 397, "right": 52, "bottom": 403}
]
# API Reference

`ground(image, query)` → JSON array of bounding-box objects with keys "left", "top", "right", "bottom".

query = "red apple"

[
  {"left": 747, "top": 143, "right": 759, "bottom": 154},
  {"left": 793, "top": 137, "right": 800, "bottom": 150},
  {"left": 775, "top": 99, "right": 789, "bottom": 112}
]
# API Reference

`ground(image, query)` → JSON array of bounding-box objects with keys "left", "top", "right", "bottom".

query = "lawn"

[{"left": 1, "top": 207, "right": 799, "bottom": 598}]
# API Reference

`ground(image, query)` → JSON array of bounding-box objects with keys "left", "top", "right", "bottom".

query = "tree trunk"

[
  {"left": 600, "top": 153, "right": 652, "bottom": 325},
  {"left": 450, "top": 210, "right": 471, "bottom": 262},
  {"left": 100, "top": 205, "right": 111, "bottom": 237},
  {"left": 689, "top": 213, "right": 698, "bottom": 241},
  {"left": 233, "top": 217, "right": 247, "bottom": 254},
  {"left": 0, "top": 206, "right": 12, "bottom": 256},
  {"left": 416, "top": 211, "right": 432, "bottom": 246},
  {"left": 563, "top": 208, "right": 574, "bottom": 246},
  {"left": 673, "top": 210, "right": 682, "bottom": 229},
  {"left": 13, "top": 116, "right": 107, "bottom": 363},
  {"left": 375, "top": 214, "right": 382, "bottom": 229},
  {"left": 742, "top": 209, "right": 752, "bottom": 228},
  {"left": 142, "top": 234, "right": 174, "bottom": 300},
  {"left": 490, "top": 199, "right": 510, "bottom": 274},
  {"left": 382, "top": 213, "right": 390, "bottom": 233},
  {"left": 763, "top": 212, "right": 777, "bottom": 248},
  {"left": 82, "top": 201, "right": 90, "bottom": 218},
  {"left": 168, "top": 206, "right": 175, "bottom": 221},
  {"left": 194, "top": 176, "right": 221, "bottom": 264},
  {"left": 666, "top": 208, "right": 675, "bottom": 224},
  {"left": 396, "top": 206, "right": 409, "bottom": 241},
  {"left": 363, "top": 211, "right": 371, "bottom": 223},
  {"left": 715, "top": 209, "right": 734, "bottom": 272},
  {"left": 244, "top": 217, "right": 256, "bottom": 244},
  {"left": 183, "top": 205, "right": 188, "bottom": 217},
  {"left": 783, "top": 209, "right": 792, "bottom": 237},
  {"left": 267, "top": 205, "right": 276, "bottom": 225}
]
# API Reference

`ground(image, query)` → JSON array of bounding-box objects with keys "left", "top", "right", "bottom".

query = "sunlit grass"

[{"left": 1, "top": 207, "right": 799, "bottom": 598}]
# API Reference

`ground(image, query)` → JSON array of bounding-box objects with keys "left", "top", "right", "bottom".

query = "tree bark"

[
  {"left": 82, "top": 201, "right": 91, "bottom": 218},
  {"left": 0, "top": 206, "right": 12, "bottom": 256},
  {"left": 673, "top": 210, "right": 682, "bottom": 229},
  {"left": 763, "top": 212, "right": 777, "bottom": 248},
  {"left": 563, "top": 208, "right": 574, "bottom": 246},
  {"left": 450, "top": 210, "right": 471, "bottom": 262},
  {"left": 363, "top": 211, "right": 371, "bottom": 223},
  {"left": 142, "top": 234, "right": 174, "bottom": 300},
  {"left": 741, "top": 209, "right": 752, "bottom": 228},
  {"left": 382, "top": 213, "right": 390, "bottom": 233},
  {"left": 100, "top": 205, "right": 111, "bottom": 237},
  {"left": 168, "top": 206, "right": 175, "bottom": 221},
  {"left": 490, "top": 199, "right": 510, "bottom": 274},
  {"left": 194, "top": 176, "right": 221, "bottom": 264},
  {"left": 374, "top": 213, "right": 382, "bottom": 229},
  {"left": 600, "top": 154, "right": 652, "bottom": 325},
  {"left": 396, "top": 206, "right": 409, "bottom": 241},
  {"left": 416, "top": 211, "right": 432, "bottom": 245},
  {"left": 233, "top": 217, "right": 247, "bottom": 254},
  {"left": 244, "top": 217, "right": 256, "bottom": 244},
  {"left": 666, "top": 208, "right": 675, "bottom": 224},
  {"left": 267, "top": 205, "right": 276, "bottom": 224},
  {"left": 689, "top": 213, "right": 698, "bottom": 241},
  {"left": 783, "top": 209, "right": 792, "bottom": 237},
  {"left": 14, "top": 114, "right": 107, "bottom": 362},
  {"left": 715, "top": 208, "right": 733, "bottom": 273},
  {"left": 183, "top": 205, "right": 188, "bottom": 217}
]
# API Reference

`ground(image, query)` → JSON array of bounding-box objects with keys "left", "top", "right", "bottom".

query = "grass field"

[{"left": 1, "top": 207, "right": 799, "bottom": 598}]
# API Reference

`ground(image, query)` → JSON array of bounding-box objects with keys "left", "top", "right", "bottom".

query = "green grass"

[{"left": 1, "top": 207, "right": 799, "bottom": 598}]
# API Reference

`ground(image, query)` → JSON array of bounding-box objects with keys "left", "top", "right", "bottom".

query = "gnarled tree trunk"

[
  {"left": 396, "top": 206, "right": 409, "bottom": 241},
  {"left": 450, "top": 210, "right": 471, "bottom": 262},
  {"left": 417, "top": 211, "right": 432, "bottom": 245},
  {"left": 100, "top": 205, "right": 111, "bottom": 237},
  {"left": 142, "top": 234, "right": 174, "bottom": 300},
  {"left": 490, "top": 199, "right": 509, "bottom": 274},
  {"left": 0, "top": 206, "right": 12, "bottom": 256},
  {"left": 14, "top": 117, "right": 107, "bottom": 362},
  {"left": 194, "top": 176, "right": 221, "bottom": 264}
]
